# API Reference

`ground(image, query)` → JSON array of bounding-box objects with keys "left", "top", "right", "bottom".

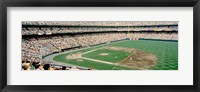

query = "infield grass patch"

[{"left": 82, "top": 49, "right": 130, "bottom": 63}]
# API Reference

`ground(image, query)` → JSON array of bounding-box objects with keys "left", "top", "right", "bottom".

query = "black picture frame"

[{"left": 0, "top": 0, "right": 199, "bottom": 92}]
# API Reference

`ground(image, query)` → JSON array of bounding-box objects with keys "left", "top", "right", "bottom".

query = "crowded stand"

[
  {"left": 22, "top": 26, "right": 178, "bottom": 35},
  {"left": 22, "top": 22, "right": 178, "bottom": 70},
  {"left": 22, "top": 21, "right": 178, "bottom": 26}
]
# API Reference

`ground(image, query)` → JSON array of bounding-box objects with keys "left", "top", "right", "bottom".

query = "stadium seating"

[{"left": 22, "top": 22, "right": 178, "bottom": 70}]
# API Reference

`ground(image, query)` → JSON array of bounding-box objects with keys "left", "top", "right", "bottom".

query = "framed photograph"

[{"left": 0, "top": 0, "right": 199, "bottom": 92}]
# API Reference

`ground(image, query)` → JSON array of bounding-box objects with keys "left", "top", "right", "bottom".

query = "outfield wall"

[{"left": 138, "top": 38, "right": 178, "bottom": 42}]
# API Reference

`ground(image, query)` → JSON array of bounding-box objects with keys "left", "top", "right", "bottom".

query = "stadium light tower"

[{"left": 127, "top": 25, "right": 130, "bottom": 38}]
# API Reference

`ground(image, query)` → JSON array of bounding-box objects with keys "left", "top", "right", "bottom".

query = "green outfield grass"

[{"left": 53, "top": 40, "right": 178, "bottom": 70}]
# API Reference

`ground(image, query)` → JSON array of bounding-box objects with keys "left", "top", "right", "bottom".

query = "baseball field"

[{"left": 53, "top": 40, "right": 178, "bottom": 70}]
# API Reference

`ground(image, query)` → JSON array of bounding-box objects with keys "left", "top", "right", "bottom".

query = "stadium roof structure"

[{"left": 22, "top": 21, "right": 178, "bottom": 27}]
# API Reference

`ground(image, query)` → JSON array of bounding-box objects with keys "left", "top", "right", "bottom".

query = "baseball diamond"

[{"left": 49, "top": 40, "right": 178, "bottom": 70}]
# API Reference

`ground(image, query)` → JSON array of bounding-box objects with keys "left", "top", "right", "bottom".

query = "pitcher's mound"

[{"left": 99, "top": 53, "right": 109, "bottom": 56}]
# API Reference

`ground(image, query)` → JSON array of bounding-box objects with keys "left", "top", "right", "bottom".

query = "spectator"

[
  {"left": 62, "top": 66, "right": 66, "bottom": 70},
  {"left": 43, "top": 64, "right": 51, "bottom": 70}
]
